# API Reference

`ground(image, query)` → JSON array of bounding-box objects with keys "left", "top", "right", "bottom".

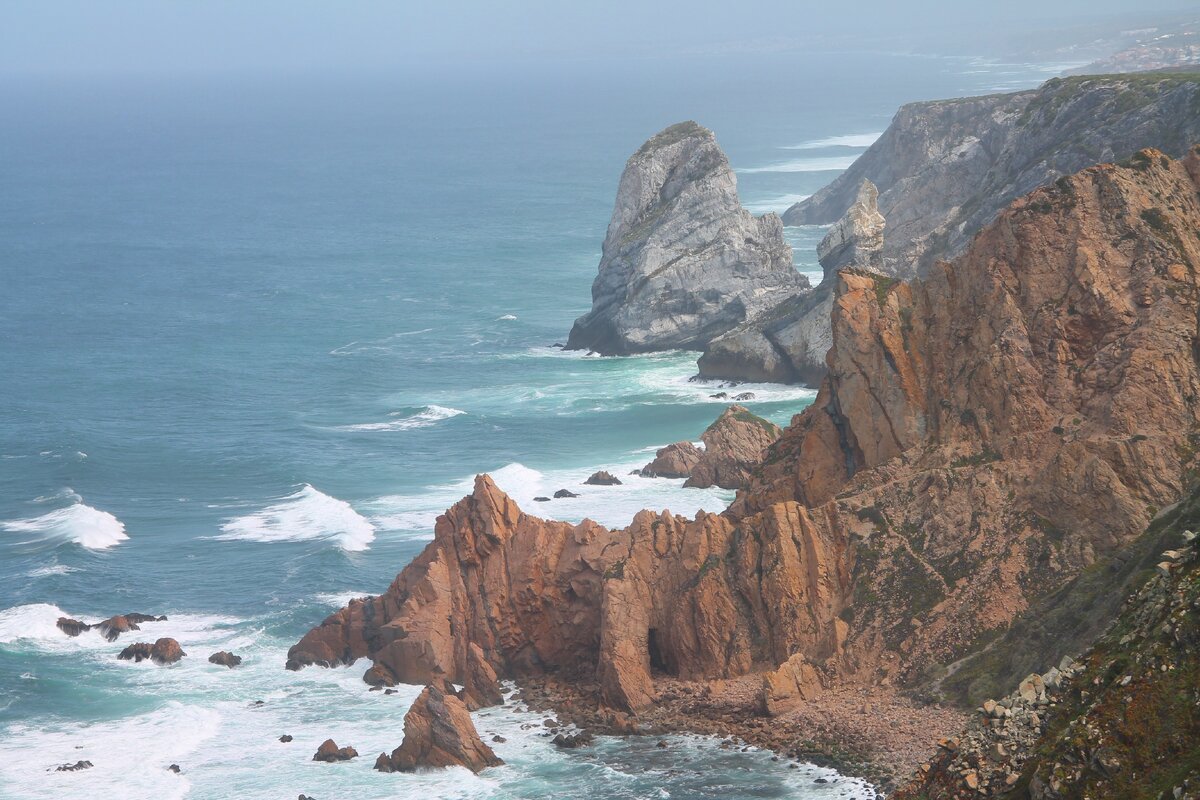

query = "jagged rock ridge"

[
  {"left": 566, "top": 121, "right": 808, "bottom": 354},
  {"left": 292, "top": 150, "right": 1200, "bottom": 723}
]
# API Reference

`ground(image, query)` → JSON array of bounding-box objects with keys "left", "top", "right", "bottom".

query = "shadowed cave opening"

[{"left": 647, "top": 627, "right": 669, "bottom": 674}]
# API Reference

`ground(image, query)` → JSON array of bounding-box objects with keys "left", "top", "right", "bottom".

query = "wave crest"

[
  {"left": 2, "top": 494, "right": 129, "bottom": 550},
  {"left": 217, "top": 485, "right": 375, "bottom": 551},
  {"left": 337, "top": 405, "right": 465, "bottom": 432}
]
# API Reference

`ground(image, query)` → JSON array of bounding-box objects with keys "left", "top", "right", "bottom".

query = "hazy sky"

[{"left": 1, "top": 0, "right": 1196, "bottom": 77}]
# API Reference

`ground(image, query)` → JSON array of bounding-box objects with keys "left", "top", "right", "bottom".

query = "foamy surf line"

[
  {"left": 782, "top": 132, "right": 882, "bottom": 149},
  {"left": 367, "top": 458, "right": 735, "bottom": 539},
  {"left": 2, "top": 490, "right": 128, "bottom": 550},
  {"left": 336, "top": 404, "right": 465, "bottom": 432},
  {"left": 744, "top": 193, "right": 811, "bottom": 215},
  {"left": 216, "top": 485, "right": 375, "bottom": 551},
  {"left": 737, "top": 155, "right": 859, "bottom": 174}
]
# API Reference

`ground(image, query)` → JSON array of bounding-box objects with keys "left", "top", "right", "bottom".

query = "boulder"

[
  {"left": 553, "top": 489, "right": 579, "bottom": 499},
  {"left": 759, "top": 652, "right": 823, "bottom": 716},
  {"left": 312, "top": 739, "right": 358, "bottom": 762},
  {"left": 552, "top": 732, "right": 594, "bottom": 748},
  {"left": 584, "top": 471, "right": 622, "bottom": 486},
  {"left": 208, "top": 651, "right": 242, "bottom": 668},
  {"left": 374, "top": 685, "right": 502, "bottom": 773},
  {"left": 566, "top": 121, "right": 807, "bottom": 355}
]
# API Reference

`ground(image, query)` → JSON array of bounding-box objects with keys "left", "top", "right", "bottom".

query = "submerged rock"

[
  {"left": 94, "top": 613, "right": 166, "bottom": 642},
  {"left": 553, "top": 489, "right": 579, "bottom": 499},
  {"left": 551, "top": 731, "right": 594, "bottom": 748},
  {"left": 117, "top": 637, "right": 185, "bottom": 665},
  {"left": 374, "top": 685, "right": 502, "bottom": 773},
  {"left": 53, "top": 760, "right": 93, "bottom": 772},
  {"left": 208, "top": 651, "right": 242, "bottom": 668},
  {"left": 56, "top": 617, "right": 90, "bottom": 637},
  {"left": 567, "top": 121, "right": 807, "bottom": 355}
]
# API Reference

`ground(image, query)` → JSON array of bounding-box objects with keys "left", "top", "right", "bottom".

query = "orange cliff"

[{"left": 288, "top": 147, "right": 1200, "bottom": 714}]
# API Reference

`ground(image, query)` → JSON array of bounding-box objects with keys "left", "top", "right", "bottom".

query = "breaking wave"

[
  {"left": 337, "top": 405, "right": 465, "bottom": 432},
  {"left": 782, "top": 132, "right": 882, "bottom": 149},
  {"left": 217, "top": 485, "right": 375, "bottom": 551},
  {"left": 2, "top": 491, "right": 128, "bottom": 550}
]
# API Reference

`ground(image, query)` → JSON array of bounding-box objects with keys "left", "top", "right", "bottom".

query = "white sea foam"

[
  {"left": 497, "top": 314, "right": 518, "bottom": 321},
  {"left": 743, "top": 193, "right": 811, "bottom": 215},
  {"left": 26, "top": 564, "right": 80, "bottom": 578},
  {"left": 217, "top": 485, "right": 375, "bottom": 551},
  {"left": 314, "top": 591, "right": 374, "bottom": 607},
  {"left": 329, "top": 328, "right": 434, "bottom": 356},
  {"left": 737, "top": 155, "right": 859, "bottom": 174},
  {"left": 368, "top": 457, "right": 735, "bottom": 539},
  {"left": 2, "top": 493, "right": 128, "bottom": 550},
  {"left": 0, "top": 603, "right": 72, "bottom": 645},
  {"left": 337, "top": 404, "right": 465, "bottom": 432},
  {"left": 782, "top": 132, "right": 882, "bottom": 149},
  {"left": 0, "top": 603, "right": 242, "bottom": 654}
]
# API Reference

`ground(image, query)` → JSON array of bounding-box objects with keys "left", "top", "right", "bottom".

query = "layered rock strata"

[{"left": 566, "top": 121, "right": 808, "bottom": 354}]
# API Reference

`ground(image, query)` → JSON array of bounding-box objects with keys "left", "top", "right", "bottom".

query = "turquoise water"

[{"left": 0, "top": 52, "right": 1068, "bottom": 798}]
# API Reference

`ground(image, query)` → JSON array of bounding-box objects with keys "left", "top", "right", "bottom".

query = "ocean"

[{"left": 0, "top": 50, "right": 1072, "bottom": 799}]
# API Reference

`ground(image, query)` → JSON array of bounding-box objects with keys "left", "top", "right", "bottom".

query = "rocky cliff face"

[
  {"left": 783, "top": 72, "right": 1200, "bottom": 278},
  {"left": 566, "top": 121, "right": 808, "bottom": 354},
  {"left": 292, "top": 150, "right": 1200, "bottom": 725},
  {"left": 893, "top": 487, "right": 1200, "bottom": 800}
]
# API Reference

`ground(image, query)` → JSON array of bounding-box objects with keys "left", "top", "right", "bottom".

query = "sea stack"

[{"left": 566, "top": 121, "right": 808, "bottom": 354}]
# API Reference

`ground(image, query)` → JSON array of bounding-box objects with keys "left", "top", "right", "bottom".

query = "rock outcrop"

[
  {"left": 639, "top": 405, "right": 781, "bottom": 490},
  {"left": 118, "top": 638, "right": 186, "bottom": 665},
  {"left": 293, "top": 150, "right": 1200, "bottom": 723},
  {"left": 783, "top": 72, "right": 1200, "bottom": 278},
  {"left": 684, "top": 405, "right": 781, "bottom": 489},
  {"left": 640, "top": 441, "right": 702, "bottom": 478},
  {"left": 312, "top": 739, "right": 357, "bottom": 762},
  {"left": 566, "top": 121, "right": 808, "bottom": 354},
  {"left": 374, "top": 685, "right": 502, "bottom": 773},
  {"left": 815, "top": 179, "right": 885, "bottom": 274},
  {"left": 697, "top": 180, "right": 887, "bottom": 385},
  {"left": 584, "top": 471, "right": 622, "bottom": 486}
]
